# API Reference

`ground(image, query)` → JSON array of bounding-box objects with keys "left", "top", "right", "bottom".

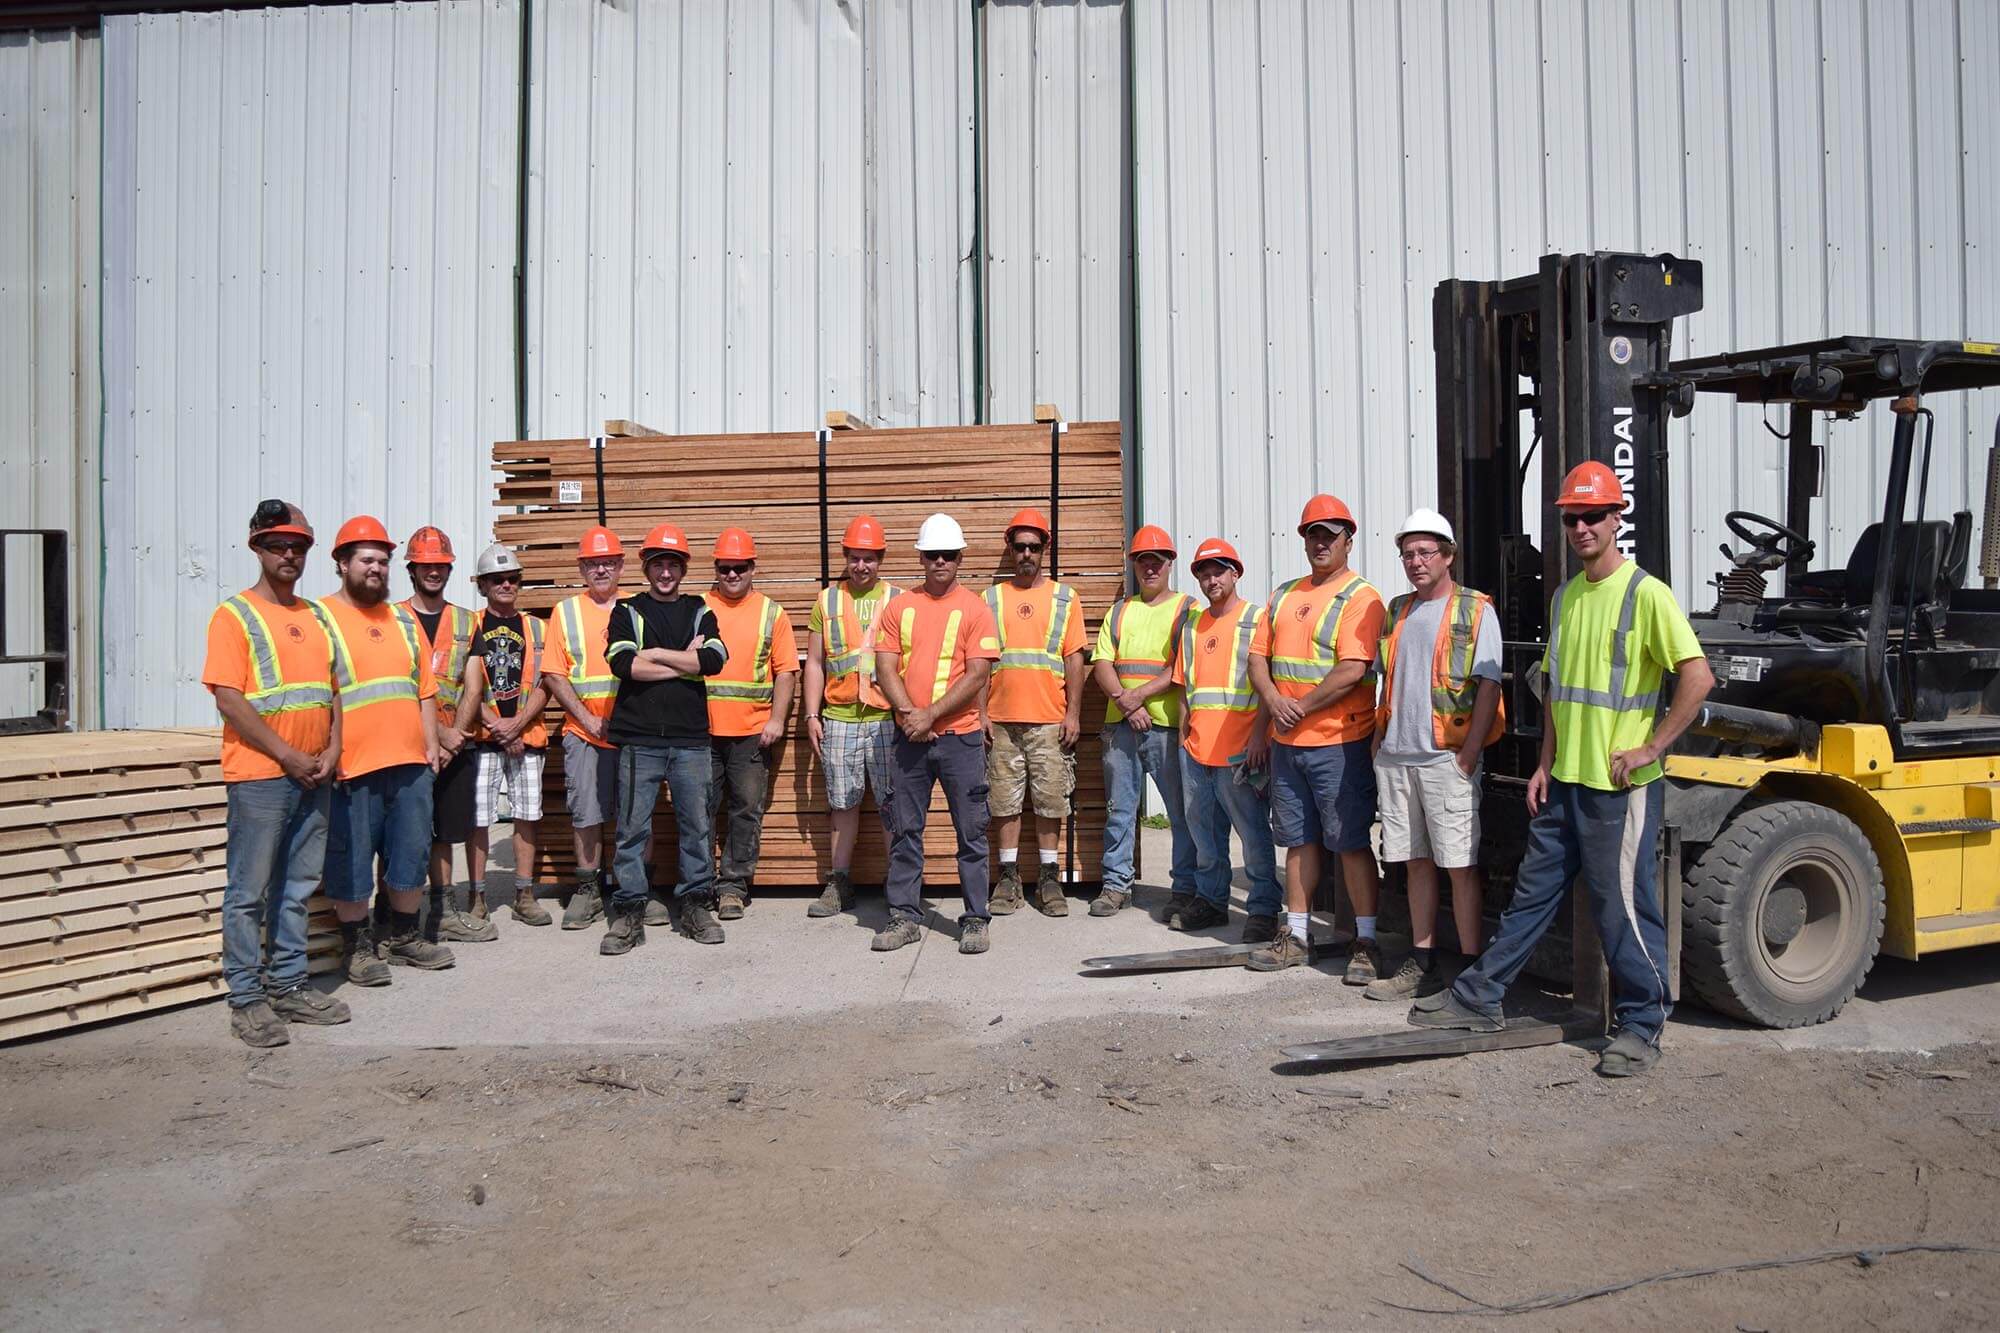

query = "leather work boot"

[
  {"left": 1364, "top": 953, "right": 1426, "bottom": 1001},
  {"left": 1597, "top": 1028, "right": 1663, "bottom": 1077},
  {"left": 1343, "top": 937, "right": 1383, "bottom": 987},
  {"left": 230, "top": 1001, "right": 290, "bottom": 1048},
  {"left": 1240, "top": 913, "right": 1280, "bottom": 945},
  {"left": 989, "top": 864, "right": 1025, "bottom": 915},
  {"left": 1168, "top": 898, "right": 1228, "bottom": 932},
  {"left": 1245, "top": 930, "right": 1312, "bottom": 972},
  {"left": 1158, "top": 890, "right": 1197, "bottom": 924},
  {"left": 807, "top": 871, "right": 855, "bottom": 918},
  {"left": 437, "top": 907, "right": 499, "bottom": 943},
  {"left": 511, "top": 887, "right": 553, "bottom": 927},
  {"left": 1033, "top": 865, "right": 1068, "bottom": 917},
  {"left": 716, "top": 886, "right": 748, "bottom": 921},
  {"left": 599, "top": 903, "right": 645, "bottom": 956},
  {"left": 959, "top": 917, "right": 991, "bottom": 954},
  {"left": 343, "top": 926, "right": 392, "bottom": 988},
  {"left": 643, "top": 894, "right": 674, "bottom": 927},
  {"left": 1087, "top": 888, "right": 1129, "bottom": 917},
  {"left": 268, "top": 984, "right": 351, "bottom": 1026},
  {"left": 383, "top": 928, "right": 456, "bottom": 970},
  {"left": 562, "top": 881, "right": 604, "bottom": 930},
  {"left": 680, "top": 898, "right": 726, "bottom": 945},
  {"left": 871, "top": 918, "right": 923, "bottom": 952}
]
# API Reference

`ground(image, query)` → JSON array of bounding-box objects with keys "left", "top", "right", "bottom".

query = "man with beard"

[
  {"left": 202, "top": 500, "right": 346, "bottom": 1046},
  {"left": 542, "top": 526, "right": 626, "bottom": 928},
  {"left": 315, "top": 516, "right": 452, "bottom": 984}
]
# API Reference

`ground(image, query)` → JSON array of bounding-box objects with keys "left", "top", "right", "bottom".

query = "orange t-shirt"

[
  {"left": 1174, "top": 600, "right": 1265, "bottom": 766},
  {"left": 201, "top": 591, "right": 337, "bottom": 783},
  {"left": 982, "top": 580, "right": 1087, "bottom": 724},
  {"left": 544, "top": 593, "right": 619, "bottom": 749},
  {"left": 1250, "top": 569, "right": 1385, "bottom": 747},
  {"left": 875, "top": 584, "right": 1001, "bottom": 736},
  {"left": 314, "top": 595, "right": 437, "bottom": 779},
  {"left": 704, "top": 589, "right": 800, "bottom": 737}
]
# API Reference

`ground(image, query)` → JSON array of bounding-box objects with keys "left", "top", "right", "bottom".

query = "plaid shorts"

[
  {"left": 474, "top": 746, "right": 547, "bottom": 827},
  {"left": 822, "top": 716, "right": 895, "bottom": 810}
]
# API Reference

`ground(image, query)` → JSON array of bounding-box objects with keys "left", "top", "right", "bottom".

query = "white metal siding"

[
  {"left": 0, "top": 27, "right": 99, "bottom": 726},
  {"left": 1132, "top": 0, "right": 2000, "bottom": 609},
  {"left": 100, "top": 2, "right": 522, "bottom": 727}
]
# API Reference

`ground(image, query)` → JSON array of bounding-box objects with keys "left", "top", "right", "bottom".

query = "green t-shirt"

[
  {"left": 1544, "top": 561, "right": 1702, "bottom": 791},
  {"left": 1093, "top": 593, "right": 1194, "bottom": 727},
  {"left": 808, "top": 580, "right": 894, "bottom": 724}
]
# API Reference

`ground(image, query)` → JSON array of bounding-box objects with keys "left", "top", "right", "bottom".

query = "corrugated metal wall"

[
  {"left": 1132, "top": 0, "right": 2000, "bottom": 608},
  {"left": 0, "top": 26, "right": 99, "bottom": 725},
  {"left": 99, "top": 1, "right": 522, "bottom": 727}
]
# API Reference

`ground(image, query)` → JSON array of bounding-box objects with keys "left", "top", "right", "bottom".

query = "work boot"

[
  {"left": 1343, "top": 938, "right": 1383, "bottom": 987},
  {"left": 1407, "top": 988, "right": 1503, "bottom": 1032},
  {"left": 342, "top": 925, "right": 392, "bottom": 988},
  {"left": 807, "top": 870, "right": 855, "bottom": 918},
  {"left": 268, "top": 984, "right": 351, "bottom": 1026},
  {"left": 1168, "top": 898, "right": 1228, "bottom": 932},
  {"left": 716, "top": 886, "right": 748, "bottom": 921},
  {"left": 511, "top": 888, "right": 553, "bottom": 927},
  {"left": 1246, "top": 930, "right": 1312, "bottom": 972},
  {"left": 680, "top": 898, "right": 726, "bottom": 945},
  {"left": 871, "top": 917, "right": 923, "bottom": 952},
  {"left": 959, "top": 917, "right": 990, "bottom": 955},
  {"left": 1158, "top": 890, "right": 1197, "bottom": 924},
  {"left": 1596, "top": 1028, "right": 1663, "bottom": 1078},
  {"left": 990, "top": 865, "right": 1025, "bottom": 915},
  {"left": 437, "top": 907, "right": 499, "bottom": 943},
  {"left": 1033, "top": 866, "right": 1069, "bottom": 917},
  {"left": 1363, "top": 953, "right": 1426, "bottom": 1001},
  {"left": 1241, "top": 913, "right": 1280, "bottom": 945},
  {"left": 230, "top": 1001, "right": 290, "bottom": 1048},
  {"left": 643, "top": 894, "right": 674, "bottom": 927},
  {"left": 562, "top": 881, "right": 604, "bottom": 930},
  {"left": 1087, "top": 888, "right": 1129, "bottom": 917},
  {"left": 599, "top": 903, "right": 645, "bottom": 956},
  {"left": 383, "top": 928, "right": 456, "bottom": 970}
]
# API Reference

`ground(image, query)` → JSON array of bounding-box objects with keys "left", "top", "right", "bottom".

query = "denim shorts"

[
  {"left": 1269, "top": 737, "right": 1377, "bottom": 852},
  {"left": 325, "top": 763, "right": 435, "bottom": 900}
]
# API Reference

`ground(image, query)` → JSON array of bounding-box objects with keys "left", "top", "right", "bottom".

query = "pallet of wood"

[
  {"left": 0, "top": 729, "right": 338, "bottom": 1043},
  {"left": 492, "top": 417, "right": 1130, "bottom": 888}
]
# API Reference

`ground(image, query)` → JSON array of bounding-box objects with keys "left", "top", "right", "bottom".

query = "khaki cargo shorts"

[
  {"left": 1375, "top": 757, "right": 1481, "bottom": 869},
  {"left": 986, "top": 720, "right": 1075, "bottom": 820}
]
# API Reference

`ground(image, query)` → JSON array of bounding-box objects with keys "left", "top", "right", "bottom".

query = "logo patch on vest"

[
  {"left": 286, "top": 625, "right": 305, "bottom": 642},
  {"left": 1204, "top": 635, "right": 1219, "bottom": 654},
  {"left": 1293, "top": 603, "right": 1312, "bottom": 622},
  {"left": 367, "top": 626, "right": 385, "bottom": 642},
  {"left": 1015, "top": 602, "right": 1034, "bottom": 620}
]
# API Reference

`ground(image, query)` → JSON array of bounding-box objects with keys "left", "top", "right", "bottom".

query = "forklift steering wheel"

[{"left": 1725, "top": 510, "right": 1814, "bottom": 564}]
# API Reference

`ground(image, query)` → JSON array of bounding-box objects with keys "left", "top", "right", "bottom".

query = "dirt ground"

[{"left": 5, "top": 837, "right": 2000, "bottom": 1328}]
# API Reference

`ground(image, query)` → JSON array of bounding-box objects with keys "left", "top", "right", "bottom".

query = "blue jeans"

[
  {"left": 611, "top": 743, "right": 715, "bottom": 907},
  {"left": 325, "top": 764, "right": 435, "bottom": 900},
  {"left": 1178, "top": 751, "right": 1281, "bottom": 916},
  {"left": 223, "top": 776, "right": 330, "bottom": 1007},
  {"left": 1453, "top": 778, "right": 1673, "bottom": 1042},
  {"left": 1100, "top": 719, "right": 1196, "bottom": 895}
]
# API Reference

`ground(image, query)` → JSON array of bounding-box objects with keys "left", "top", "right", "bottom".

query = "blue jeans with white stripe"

[
  {"left": 1100, "top": 719, "right": 1198, "bottom": 897},
  {"left": 1452, "top": 777, "right": 1673, "bottom": 1042}
]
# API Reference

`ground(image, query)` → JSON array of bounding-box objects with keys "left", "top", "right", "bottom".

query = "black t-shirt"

[
  {"left": 474, "top": 611, "right": 529, "bottom": 720},
  {"left": 412, "top": 606, "right": 444, "bottom": 645},
  {"left": 605, "top": 594, "right": 728, "bottom": 747}
]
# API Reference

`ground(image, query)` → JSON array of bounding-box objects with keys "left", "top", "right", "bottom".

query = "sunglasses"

[
  {"left": 1011, "top": 541, "right": 1045, "bottom": 554},
  {"left": 255, "top": 538, "right": 311, "bottom": 556},
  {"left": 1560, "top": 508, "right": 1617, "bottom": 528},
  {"left": 483, "top": 573, "right": 522, "bottom": 586},
  {"left": 716, "top": 563, "right": 752, "bottom": 576},
  {"left": 920, "top": 550, "right": 962, "bottom": 563}
]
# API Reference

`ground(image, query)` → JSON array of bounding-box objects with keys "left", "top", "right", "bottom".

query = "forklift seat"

[{"left": 1785, "top": 513, "right": 1969, "bottom": 623}]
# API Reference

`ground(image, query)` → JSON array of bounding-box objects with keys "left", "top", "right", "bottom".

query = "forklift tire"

[{"left": 1681, "top": 800, "right": 1886, "bottom": 1029}]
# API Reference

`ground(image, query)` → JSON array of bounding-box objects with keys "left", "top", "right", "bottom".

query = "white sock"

[
  {"left": 1038, "top": 848, "right": 1059, "bottom": 865},
  {"left": 1286, "top": 911, "right": 1310, "bottom": 943},
  {"left": 998, "top": 848, "right": 1018, "bottom": 865},
  {"left": 1356, "top": 915, "right": 1377, "bottom": 941}
]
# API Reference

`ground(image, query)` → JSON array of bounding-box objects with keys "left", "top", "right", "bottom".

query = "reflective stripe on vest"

[
  {"left": 1266, "top": 571, "right": 1363, "bottom": 684},
  {"left": 219, "top": 595, "right": 334, "bottom": 716},
  {"left": 899, "top": 605, "right": 963, "bottom": 702},
  {"left": 312, "top": 600, "right": 425, "bottom": 710},
  {"left": 707, "top": 595, "right": 782, "bottom": 704},
  {"left": 405, "top": 601, "right": 473, "bottom": 714},
  {"left": 1376, "top": 586, "right": 1503, "bottom": 749},
  {"left": 1545, "top": 571, "right": 1660, "bottom": 714},
  {"left": 821, "top": 582, "right": 899, "bottom": 680},
  {"left": 1181, "top": 604, "right": 1259, "bottom": 713},
  {"left": 559, "top": 596, "right": 618, "bottom": 700},
  {"left": 984, "top": 582, "right": 1076, "bottom": 675},
  {"left": 1107, "top": 593, "right": 1191, "bottom": 685}
]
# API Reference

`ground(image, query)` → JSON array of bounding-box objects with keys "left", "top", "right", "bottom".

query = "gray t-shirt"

[{"left": 1376, "top": 593, "right": 1503, "bottom": 767}]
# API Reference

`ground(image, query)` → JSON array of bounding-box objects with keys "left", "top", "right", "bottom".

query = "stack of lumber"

[
  {"left": 0, "top": 730, "right": 337, "bottom": 1042},
  {"left": 492, "top": 417, "right": 1128, "bottom": 887}
]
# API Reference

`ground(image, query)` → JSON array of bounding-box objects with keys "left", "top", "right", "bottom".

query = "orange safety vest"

[
  {"left": 403, "top": 600, "right": 475, "bottom": 717},
  {"left": 817, "top": 580, "right": 898, "bottom": 711},
  {"left": 1374, "top": 585, "right": 1505, "bottom": 751},
  {"left": 468, "top": 612, "right": 548, "bottom": 746},
  {"left": 706, "top": 590, "right": 786, "bottom": 735}
]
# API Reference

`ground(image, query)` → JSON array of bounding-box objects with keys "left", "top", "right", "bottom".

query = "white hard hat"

[
  {"left": 1394, "top": 508, "right": 1455, "bottom": 546},
  {"left": 474, "top": 543, "right": 524, "bottom": 578},
  {"left": 915, "top": 512, "right": 967, "bottom": 552}
]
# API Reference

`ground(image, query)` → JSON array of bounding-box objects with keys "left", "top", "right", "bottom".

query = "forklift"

[{"left": 1285, "top": 251, "right": 2000, "bottom": 1064}]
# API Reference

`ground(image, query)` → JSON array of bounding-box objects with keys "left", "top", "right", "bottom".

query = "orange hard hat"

[
  {"left": 1297, "top": 494, "right": 1356, "bottom": 535},
  {"left": 713, "top": 527, "right": 758, "bottom": 562},
  {"left": 1556, "top": 460, "right": 1626, "bottom": 508},
  {"left": 639, "top": 523, "right": 691, "bottom": 562},
  {"left": 405, "top": 525, "right": 454, "bottom": 564},
  {"left": 333, "top": 515, "right": 395, "bottom": 553},
  {"left": 1189, "top": 537, "right": 1244, "bottom": 574},
  {"left": 247, "top": 500, "right": 313, "bottom": 548},
  {"left": 1005, "top": 507, "right": 1052, "bottom": 542},
  {"left": 841, "top": 515, "right": 887, "bottom": 551},
  {"left": 578, "top": 525, "right": 625, "bottom": 558},
  {"left": 1128, "top": 525, "right": 1177, "bottom": 559}
]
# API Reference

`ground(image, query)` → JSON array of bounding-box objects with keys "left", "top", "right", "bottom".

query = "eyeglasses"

[
  {"left": 716, "top": 563, "right": 752, "bottom": 576},
  {"left": 1399, "top": 546, "right": 1444, "bottom": 563},
  {"left": 579, "top": 557, "right": 620, "bottom": 570},
  {"left": 255, "top": 538, "right": 311, "bottom": 556},
  {"left": 920, "top": 550, "right": 962, "bottom": 563},
  {"left": 1560, "top": 508, "right": 1617, "bottom": 528},
  {"left": 1011, "top": 541, "right": 1045, "bottom": 554}
]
